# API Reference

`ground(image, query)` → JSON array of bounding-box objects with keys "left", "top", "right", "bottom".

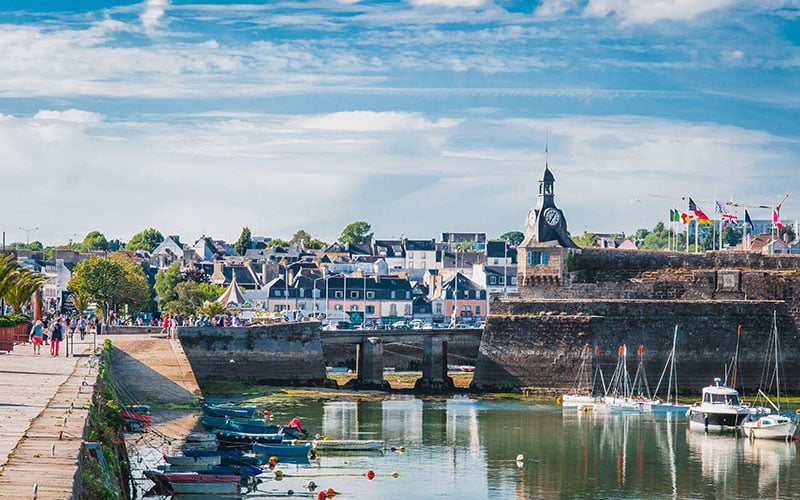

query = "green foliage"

[
  {"left": 4, "top": 269, "right": 47, "bottom": 314},
  {"left": 455, "top": 241, "right": 475, "bottom": 252},
  {"left": 71, "top": 291, "right": 92, "bottom": 317},
  {"left": 154, "top": 262, "right": 182, "bottom": 305},
  {"left": 234, "top": 226, "right": 253, "bottom": 256},
  {"left": 108, "top": 253, "right": 151, "bottom": 314},
  {"left": 198, "top": 301, "right": 226, "bottom": 317},
  {"left": 338, "top": 221, "right": 373, "bottom": 245},
  {"left": 83, "top": 231, "right": 110, "bottom": 251},
  {"left": 266, "top": 238, "right": 291, "bottom": 248},
  {"left": 572, "top": 232, "right": 598, "bottom": 248},
  {"left": 0, "top": 254, "right": 21, "bottom": 307},
  {"left": 162, "top": 281, "right": 206, "bottom": 317},
  {"left": 0, "top": 313, "right": 31, "bottom": 327},
  {"left": 107, "top": 239, "right": 123, "bottom": 252},
  {"left": 499, "top": 231, "right": 524, "bottom": 246},
  {"left": 722, "top": 225, "right": 743, "bottom": 247},
  {"left": 182, "top": 268, "right": 208, "bottom": 283},
  {"left": 291, "top": 229, "right": 312, "bottom": 246},
  {"left": 125, "top": 228, "right": 163, "bottom": 253},
  {"left": 68, "top": 256, "right": 125, "bottom": 322},
  {"left": 198, "top": 282, "right": 224, "bottom": 301},
  {"left": 305, "top": 238, "right": 327, "bottom": 249}
]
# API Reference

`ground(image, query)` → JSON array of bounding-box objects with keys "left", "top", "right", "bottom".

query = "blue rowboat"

[
  {"left": 180, "top": 448, "right": 262, "bottom": 467},
  {"left": 200, "top": 415, "right": 282, "bottom": 434},
  {"left": 202, "top": 404, "right": 257, "bottom": 418},
  {"left": 215, "top": 429, "right": 284, "bottom": 449},
  {"left": 252, "top": 441, "right": 313, "bottom": 457}
]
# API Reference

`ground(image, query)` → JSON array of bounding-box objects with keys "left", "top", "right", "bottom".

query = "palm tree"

[
  {"left": 0, "top": 254, "right": 20, "bottom": 307},
  {"left": 70, "top": 291, "right": 92, "bottom": 318},
  {"left": 198, "top": 301, "right": 226, "bottom": 318},
  {"left": 3, "top": 269, "right": 47, "bottom": 315}
]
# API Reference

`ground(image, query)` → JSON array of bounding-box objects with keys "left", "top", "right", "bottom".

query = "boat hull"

[
  {"left": 687, "top": 407, "right": 750, "bottom": 432},
  {"left": 202, "top": 404, "right": 257, "bottom": 419},
  {"left": 743, "top": 416, "right": 797, "bottom": 440},
  {"left": 169, "top": 481, "right": 241, "bottom": 495},
  {"left": 561, "top": 394, "right": 599, "bottom": 408},
  {"left": 215, "top": 430, "right": 284, "bottom": 449},
  {"left": 311, "top": 439, "right": 385, "bottom": 451},
  {"left": 252, "top": 441, "right": 313, "bottom": 457},
  {"left": 165, "top": 455, "right": 221, "bottom": 467}
]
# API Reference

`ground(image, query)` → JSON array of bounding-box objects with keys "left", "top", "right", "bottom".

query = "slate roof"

[{"left": 404, "top": 239, "right": 435, "bottom": 252}]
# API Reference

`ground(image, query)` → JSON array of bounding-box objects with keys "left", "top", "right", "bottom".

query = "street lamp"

[{"left": 19, "top": 226, "right": 38, "bottom": 246}]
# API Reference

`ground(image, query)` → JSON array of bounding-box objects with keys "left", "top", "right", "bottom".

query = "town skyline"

[{"left": 1, "top": 1, "right": 798, "bottom": 246}]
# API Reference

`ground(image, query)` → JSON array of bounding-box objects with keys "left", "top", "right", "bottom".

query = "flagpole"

[{"left": 694, "top": 217, "right": 699, "bottom": 253}]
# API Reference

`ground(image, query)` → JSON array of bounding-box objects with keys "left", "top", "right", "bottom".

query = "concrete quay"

[{"left": 0, "top": 340, "right": 96, "bottom": 499}]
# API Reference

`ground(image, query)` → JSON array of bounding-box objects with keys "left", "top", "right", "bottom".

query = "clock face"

[{"left": 544, "top": 208, "right": 561, "bottom": 226}]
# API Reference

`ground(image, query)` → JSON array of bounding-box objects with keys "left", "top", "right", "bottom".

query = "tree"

[
  {"left": 198, "top": 282, "right": 224, "bottom": 302},
  {"left": 83, "top": 231, "right": 110, "bottom": 251},
  {"left": 266, "top": 238, "right": 291, "bottom": 248},
  {"left": 182, "top": 268, "right": 209, "bottom": 284},
  {"left": 499, "top": 231, "right": 524, "bottom": 246},
  {"left": 198, "top": 300, "right": 226, "bottom": 318},
  {"left": 234, "top": 226, "right": 253, "bottom": 256},
  {"left": 162, "top": 281, "right": 206, "bottom": 317},
  {"left": 108, "top": 253, "right": 151, "bottom": 314},
  {"left": 305, "top": 238, "right": 327, "bottom": 249},
  {"left": 126, "top": 228, "right": 163, "bottom": 253},
  {"left": 291, "top": 230, "right": 312, "bottom": 246},
  {"left": 68, "top": 257, "right": 126, "bottom": 325},
  {"left": 4, "top": 269, "right": 47, "bottom": 314},
  {"left": 70, "top": 291, "right": 92, "bottom": 318},
  {"left": 108, "top": 239, "right": 123, "bottom": 252},
  {"left": 338, "top": 221, "right": 373, "bottom": 245},
  {"left": 573, "top": 232, "right": 598, "bottom": 248},
  {"left": 0, "top": 254, "right": 20, "bottom": 306},
  {"left": 154, "top": 262, "right": 182, "bottom": 305}
]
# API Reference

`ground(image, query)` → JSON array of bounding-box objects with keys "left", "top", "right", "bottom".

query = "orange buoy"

[
  {"left": 317, "top": 492, "right": 327, "bottom": 500},
  {"left": 326, "top": 487, "right": 336, "bottom": 497},
  {"left": 366, "top": 470, "right": 376, "bottom": 480},
  {"left": 390, "top": 472, "right": 399, "bottom": 478}
]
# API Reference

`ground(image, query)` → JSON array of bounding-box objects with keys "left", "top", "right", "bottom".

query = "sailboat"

[
  {"left": 648, "top": 326, "right": 691, "bottom": 413},
  {"left": 742, "top": 312, "right": 797, "bottom": 441},
  {"left": 602, "top": 345, "right": 646, "bottom": 412},
  {"left": 561, "top": 344, "right": 602, "bottom": 408}
]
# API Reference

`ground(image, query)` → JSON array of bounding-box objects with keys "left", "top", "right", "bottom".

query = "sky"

[{"left": 0, "top": 0, "right": 799, "bottom": 247}]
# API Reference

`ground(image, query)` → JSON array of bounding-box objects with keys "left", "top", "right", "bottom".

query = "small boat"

[
  {"left": 561, "top": 344, "right": 602, "bottom": 409},
  {"left": 215, "top": 429, "right": 284, "bottom": 449},
  {"left": 120, "top": 409, "right": 153, "bottom": 426},
  {"left": 158, "top": 464, "right": 262, "bottom": 477},
  {"left": 200, "top": 415, "right": 281, "bottom": 433},
  {"left": 165, "top": 455, "right": 222, "bottom": 467},
  {"left": 311, "top": 439, "right": 385, "bottom": 452},
  {"left": 185, "top": 432, "right": 217, "bottom": 444},
  {"left": 252, "top": 441, "right": 313, "bottom": 457},
  {"left": 742, "top": 312, "right": 798, "bottom": 441},
  {"left": 687, "top": 378, "right": 751, "bottom": 432},
  {"left": 144, "top": 470, "right": 242, "bottom": 496},
  {"left": 202, "top": 404, "right": 257, "bottom": 418},
  {"left": 181, "top": 448, "right": 263, "bottom": 467},
  {"left": 647, "top": 326, "right": 691, "bottom": 414}
]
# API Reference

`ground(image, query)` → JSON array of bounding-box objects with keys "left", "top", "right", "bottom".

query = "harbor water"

[{"left": 134, "top": 397, "right": 799, "bottom": 499}]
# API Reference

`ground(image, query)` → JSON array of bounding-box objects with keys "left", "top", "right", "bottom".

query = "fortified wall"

[
  {"left": 473, "top": 248, "right": 800, "bottom": 394},
  {"left": 177, "top": 322, "right": 328, "bottom": 386}
]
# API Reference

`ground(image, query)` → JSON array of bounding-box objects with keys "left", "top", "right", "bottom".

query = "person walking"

[
  {"left": 30, "top": 320, "right": 44, "bottom": 355},
  {"left": 78, "top": 316, "right": 86, "bottom": 340},
  {"left": 160, "top": 316, "right": 170, "bottom": 336},
  {"left": 50, "top": 318, "right": 63, "bottom": 356}
]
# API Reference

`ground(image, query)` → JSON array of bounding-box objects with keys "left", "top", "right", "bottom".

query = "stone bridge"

[{"left": 148, "top": 322, "right": 482, "bottom": 392}]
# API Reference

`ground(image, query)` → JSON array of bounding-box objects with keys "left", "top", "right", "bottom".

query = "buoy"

[
  {"left": 270, "top": 455, "right": 279, "bottom": 464},
  {"left": 516, "top": 454, "right": 524, "bottom": 462},
  {"left": 556, "top": 396, "right": 562, "bottom": 405},
  {"left": 390, "top": 472, "right": 399, "bottom": 478},
  {"left": 263, "top": 409, "right": 270, "bottom": 418},
  {"left": 317, "top": 492, "right": 327, "bottom": 500},
  {"left": 366, "top": 470, "right": 376, "bottom": 480},
  {"left": 326, "top": 487, "right": 337, "bottom": 497},
  {"left": 274, "top": 470, "right": 283, "bottom": 478},
  {"left": 287, "top": 489, "right": 294, "bottom": 496},
  {"left": 305, "top": 480, "right": 317, "bottom": 491},
  {"left": 398, "top": 446, "right": 405, "bottom": 452}
]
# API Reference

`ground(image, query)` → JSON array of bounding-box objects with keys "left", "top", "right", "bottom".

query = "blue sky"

[{"left": 0, "top": 0, "right": 798, "bottom": 246}]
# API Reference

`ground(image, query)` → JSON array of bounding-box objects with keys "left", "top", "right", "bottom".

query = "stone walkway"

[{"left": 0, "top": 339, "right": 96, "bottom": 499}]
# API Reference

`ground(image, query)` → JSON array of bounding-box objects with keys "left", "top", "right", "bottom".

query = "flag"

[
  {"left": 773, "top": 209, "right": 783, "bottom": 230},
  {"left": 688, "top": 198, "right": 712, "bottom": 224},
  {"left": 671, "top": 209, "right": 680, "bottom": 223},
  {"left": 716, "top": 201, "right": 738, "bottom": 227},
  {"left": 745, "top": 209, "right": 754, "bottom": 232},
  {"left": 680, "top": 211, "right": 693, "bottom": 224}
]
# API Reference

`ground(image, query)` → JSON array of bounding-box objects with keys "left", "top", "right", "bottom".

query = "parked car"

[
  {"left": 392, "top": 320, "right": 409, "bottom": 330},
  {"left": 409, "top": 319, "right": 425, "bottom": 329}
]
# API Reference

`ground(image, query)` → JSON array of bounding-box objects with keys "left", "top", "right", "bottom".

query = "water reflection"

[{"left": 743, "top": 438, "right": 796, "bottom": 496}]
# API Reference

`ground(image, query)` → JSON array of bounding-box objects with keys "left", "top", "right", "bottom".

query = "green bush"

[{"left": 0, "top": 314, "right": 31, "bottom": 327}]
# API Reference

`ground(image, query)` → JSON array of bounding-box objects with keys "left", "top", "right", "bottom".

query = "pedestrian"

[
  {"left": 30, "top": 320, "right": 44, "bottom": 355},
  {"left": 168, "top": 316, "right": 178, "bottom": 339},
  {"left": 78, "top": 316, "right": 86, "bottom": 340},
  {"left": 69, "top": 318, "right": 76, "bottom": 335},
  {"left": 51, "top": 318, "right": 63, "bottom": 356},
  {"left": 160, "top": 316, "right": 170, "bottom": 335}
]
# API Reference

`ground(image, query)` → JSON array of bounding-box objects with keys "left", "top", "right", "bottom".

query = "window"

[
  {"left": 475, "top": 305, "right": 481, "bottom": 315},
  {"left": 389, "top": 304, "right": 397, "bottom": 316},
  {"left": 404, "top": 304, "right": 412, "bottom": 316},
  {"left": 366, "top": 305, "right": 375, "bottom": 314},
  {"left": 511, "top": 277, "right": 517, "bottom": 285},
  {"left": 499, "top": 277, "right": 505, "bottom": 285},
  {"left": 527, "top": 250, "right": 547, "bottom": 265},
  {"left": 489, "top": 276, "right": 496, "bottom": 285},
  {"left": 350, "top": 305, "right": 359, "bottom": 311},
  {"left": 350, "top": 290, "right": 358, "bottom": 299},
  {"left": 334, "top": 305, "right": 343, "bottom": 311},
  {"left": 391, "top": 291, "right": 396, "bottom": 299},
  {"left": 334, "top": 291, "right": 343, "bottom": 299},
  {"left": 435, "top": 304, "right": 442, "bottom": 314},
  {"left": 367, "top": 291, "right": 375, "bottom": 299}
]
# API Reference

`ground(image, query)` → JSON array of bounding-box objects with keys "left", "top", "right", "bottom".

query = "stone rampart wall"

[
  {"left": 177, "top": 322, "right": 327, "bottom": 386},
  {"left": 475, "top": 299, "right": 800, "bottom": 395}
]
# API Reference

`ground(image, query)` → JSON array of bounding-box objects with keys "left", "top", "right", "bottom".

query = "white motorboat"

[
  {"left": 687, "top": 378, "right": 750, "bottom": 432},
  {"left": 561, "top": 344, "right": 602, "bottom": 408}
]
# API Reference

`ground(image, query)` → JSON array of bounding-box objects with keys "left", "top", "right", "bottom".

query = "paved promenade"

[{"left": 0, "top": 339, "right": 96, "bottom": 499}]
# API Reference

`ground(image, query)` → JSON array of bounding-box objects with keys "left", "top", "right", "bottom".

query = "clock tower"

[{"left": 522, "top": 162, "right": 577, "bottom": 249}]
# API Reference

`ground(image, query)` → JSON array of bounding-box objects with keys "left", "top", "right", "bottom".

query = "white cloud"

[
  {"left": 535, "top": 0, "right": 582, "bottom": 17},
  {"left": 141, "top": 0, "right": 170, "bottom": 32},
  {"left": 296, "top": 111, "right": 461, "bottom": 132},
  {"left": 583, "top": 0, "right": 741, "bottom": 25},
  {"left": 33, "top": 109, "right": 105, "bottom": 123},
  {"left": 407, "top": 0, "right": 489, "bottom": 8}
]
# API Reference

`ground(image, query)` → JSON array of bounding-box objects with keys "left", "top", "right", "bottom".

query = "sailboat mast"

[
  {"left": 773, "top": 311, "right": 780, "bottom": 411},
  {"left": 667, "top": 325, "right": 678, "bottom": 404}
]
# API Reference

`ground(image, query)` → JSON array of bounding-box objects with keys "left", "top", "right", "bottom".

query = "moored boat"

[
  {"left": 252, "top": 441, "right": 313, "bottom": 457},
  {"left": 215, "top": 429, "right": 284, "bottom": 449},
  {"left": 164, "top": 454, "right": 222, "bottom": 467},
  {"left": 561, "top": 345, "right": 602, "bottom": 409},
  {"left": 311, "top": 439, "right": 385, "bottom": 451},
  {"left": 200, "top": 415, "right": 281, "bottom": 434},
  {"left": 143, "top": 470, "right": 242, "bottom": 496},
  {"left": 202, "top": 404, "right": 257, "bottom": 418},
  {"left": 687, "top": 378, "right": 750, "bottom": 432}
]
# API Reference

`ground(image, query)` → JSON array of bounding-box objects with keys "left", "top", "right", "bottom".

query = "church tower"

[{"left": 518, "top": 153, "right": 577, "bottom": 288}]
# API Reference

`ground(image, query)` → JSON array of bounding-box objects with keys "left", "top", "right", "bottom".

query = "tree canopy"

[
  {"left": 572, "top": 232, "right": 599, "bottom": 248},
  {"left": 338, "top": 221, "right": 373, "bottom": 245},
  {"left": 499, "top": 231, "right": 524, "bottom": 246},
  {"left": 126, "top": 228, "right": 164, "bottom": 253},
  {"left": 154, "top": 262, "right": 182, "bottom": 305},
  {"left": 83, "top": 231, "right": 110, "bottom": 251},
  {"left": 68, "top": 253, "right": 151, "bottom": 321},
  {"left": 234, "top": 226, "right": 253, "bottom": 256}
]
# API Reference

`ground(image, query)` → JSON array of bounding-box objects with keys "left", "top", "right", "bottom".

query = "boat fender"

[
  {"left": 326, "top": 487, "right": 337, "bottom": 497},
  {"left": 287, "top": 490, "right": 294, "bottom": 496},
  {"left": 516, "top": 454, "right": 524, "bottom": 462},
  {"left": 366, "top": 470, "right": 376, "bottom": 480},
  {"left": 306, "top": 480, "right": 317, "bottom": 491},
  {"left": 269, "top": 456, "right": 279, "bottom": 465},
  {"left": 556, "top": 396, "right": 562, "bottom": 405}
]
